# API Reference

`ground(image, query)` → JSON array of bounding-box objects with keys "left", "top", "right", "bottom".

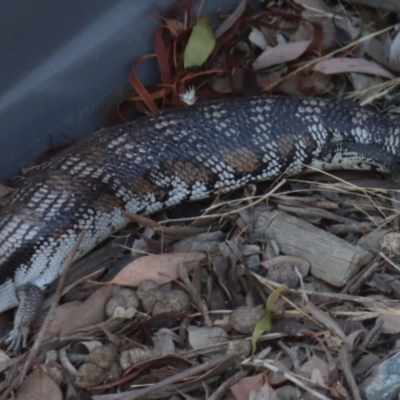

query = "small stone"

[
  {"left": 245, "top": 253, "right": 261, "bottom": 272},
  {"left": 137, "top": 279, "right": 159, "bottom": 294},
  {"left": 75, "top": 362, "right": 106, "bottom": 389},
  {"left": 381, "top": 233, "right": 400, "bottom": 255},
  {"left": 226, "top": 340, "right": 252, "bottom": 358},
  {"left": 359, "top": 352, "right": 400, "bottom": 400},
  {"left": 230, "top": 306, "right": 264, "bottom": 334},
  {"left": 136, "top": 281, "right": 165, "bottom": 312},
  {"left": 88, "top": 344, "right": 118, "bottom": 370},
  {"left": 152, "top": 289, "right": 191, "bottom": 315},
  {"left": 275, "top": 385, "right": 302, "bottom": 399},
  {"left": 119, "top": 347, "right": 158, "bottom": 371},
  {"left": 104, "top": 362, "right": 123, "bottom": 383},
  {"left": 267, "top": 263, "right": 299, "bottom": 288},
  {"left": 105, "top": 289, "right": 139, "bottom": 318}
]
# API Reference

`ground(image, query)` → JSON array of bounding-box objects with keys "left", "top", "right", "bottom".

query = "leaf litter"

[{"left": 3, "top": 0, "right": 400, "bottom": 399}]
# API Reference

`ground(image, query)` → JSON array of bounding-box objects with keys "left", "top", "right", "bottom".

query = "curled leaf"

[{"left": 251, "top": 284, "right": 287, "bottom": 353}]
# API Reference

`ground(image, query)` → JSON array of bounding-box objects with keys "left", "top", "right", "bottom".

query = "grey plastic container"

[{"left": 0, "top": 0, "right": 238, "bottom": 181}]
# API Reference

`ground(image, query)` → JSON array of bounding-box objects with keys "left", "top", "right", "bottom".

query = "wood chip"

[{"left": 254, "top": 211, "right": 373, "bottom": 287}]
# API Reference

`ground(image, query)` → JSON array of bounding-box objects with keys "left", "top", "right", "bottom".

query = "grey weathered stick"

[
  {"left": 254, "top": 211, "right": 373, "bottom": 286},
  {"left": 92, "top": 355, "right": 235, "bottom": 400}
]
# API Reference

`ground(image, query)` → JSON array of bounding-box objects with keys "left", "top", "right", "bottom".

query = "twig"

[
  {"left": 254, "top": 274, "right": 398, "bottom": 305},
  {"left": 18, "top": 231, "right": 86, "bottom": 386},
  {"left": 179, "top": 264, "right": 212, "bottom": 327},
  {"left": 344, "top": 259, "right": 381, "bottom": 295},
  {"left": 358, "top": 319, "right": 384, "bottom": 354},
  {"left": 338, "top": 344, "right": 362, "bottom": 400},
  {"left": 159, "top": 179, "right": 286, "bottom": 224},
  {"left": 92, "top": 355, "right": 235, "bottom": 400},
  {"left": 208, "top": 370, "right": 246, "bottom": 400},
  {"left": 380, "top": 252, "right": 400, "bottom": 274},
  {"left": 278, "top": 340, "right": 301, "bottom": 372}
]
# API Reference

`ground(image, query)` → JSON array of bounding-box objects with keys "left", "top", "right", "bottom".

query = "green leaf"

[
  {"left": 251, "top": 313, "right": 271, "bottom": 355},
  {"left": 184, "top": 17, "right": 216, "bottom": 68},
  {"left": 251, "top": 284, "right": 287, "bottom": 354}
]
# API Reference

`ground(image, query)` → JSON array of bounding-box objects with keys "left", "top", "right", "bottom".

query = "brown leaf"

[
  {"left": 214, "top": 0, "right": 247, "bottom": 38},
  {"left": 60, "top": 286, "right": 113, "bottom": 336},
  {"left": 299, "top": 355, "right": 330, "bottom": 386},
  {"left": 45, "top": 301, "right": 82, "bottom": 340},
  {"left": 303, "top": 302, "right": 346, "bottom": 341},
  {"left": 153, "top": 25, "right": 172, "bottom": 85},
  {"left": 16, "top": 367, "right": 62, "bottom": 400},
  {"left": 377, "top": 304, "right": 400, "bottom": 334},
  {"left": 253, "top": 40, "right": 311, "bottom": 70},
  {"left": 128, "top": 55, "right": 159, "bottom": 114},
  {"left": 389, "top": 30, "right": 400, "bottom": 67},
  {"left": 313, "top": 58, "right": 395, "bottom": 79},
  {"left": 231, "top": 373, "right": 265, "bottom": 400},
  {"left": 253, "top": 381, "right": 279, "bottom": 400},
  {"left": 187, "top": 326, "right": 228, "bottom": 350},
  {"left": 109, "top": 252, "right": 206, "bottom": 287}
]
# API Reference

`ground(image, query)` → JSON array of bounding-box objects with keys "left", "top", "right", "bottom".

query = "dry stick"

[
  {"left": 179, "top": 264, "right": 212, "bottom": 328},
  {"left": 159, "top": 179, "right": 287, "bottom": 224},
  {"left": 380, "top": 252, "right": 400, "bottom": 274},
  {"left": 339, "top": 344, "right": 362, "bottom": 400},
  {"left": 358, "top": 319, "right": 384, "bottom": 354},
  {"left": 207, "top": 370, "right": 246, "bottom": 400},
  {"left": 92, "top": 355, "right": 235, "bottom": 400},
  {"left": 18, "top": 231, "right": 86, "bottom": 386},
  {"left": 254, "top": 274, "right": 398, "bottom": 305},
  {"left": 345, "top": 258, "right": 381, "bottom": 295}
]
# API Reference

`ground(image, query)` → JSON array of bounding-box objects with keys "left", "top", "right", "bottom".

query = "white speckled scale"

[{"left": 0, "top": 95, "right": 399, "bottom": 349}]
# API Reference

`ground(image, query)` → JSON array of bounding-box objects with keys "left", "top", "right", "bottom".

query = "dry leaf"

[
  {"left": 295, "top": 0, "right": 336, "bottom": 48},
  {"left": 292, "top": 21, "right": 314, "bottom": 42},
  {"left": 249, "top": 27, "right": 269, "bottom": 50},
  {"left": 231, "top": 373, "right": 265, "bottom": 400},
  {"left": 187, "top": 326, "right": 228, "bottom": 350},
  {"left": 45, "top": 301, "right": 82, "bottom": 339},
  {"left": 313, "top": 58, "right": 395, "bottom": 79},
  {"left": 299, "top": 355, "right": 330, "bottom": 386},
  {"left": 253, "top": 40, "right": 311, "bottom": 70},
  {"left": 377, "top": 304, "right": 400, "bottom": 334},
  {"left": 214, "top": 0, "right": 246, "bottom": 38},
  {"left": 390, "top": 28, "right": 400, "bottom": 67},
  {"left": 16, "top": 367, "right": 62, "bottom": 400},
  {"left": 251, "top": 381, "right": 279, "bottom": 400},
  {"left": 303, "top": 302, "right": 346, "bottom": 341},
  {"left": 109, "top": 252, "right": 206, "bottom": 287},
  {"left": 60, "top": 286, "right": 113, "bottom": 336}
]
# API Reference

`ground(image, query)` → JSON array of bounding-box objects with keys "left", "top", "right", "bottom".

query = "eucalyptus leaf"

[
  {"left": 184, "top": 17, "right": 216, "bottom": 69},
  {"left": 251, "top": 284, "right": 287, "bottom": 354}
]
